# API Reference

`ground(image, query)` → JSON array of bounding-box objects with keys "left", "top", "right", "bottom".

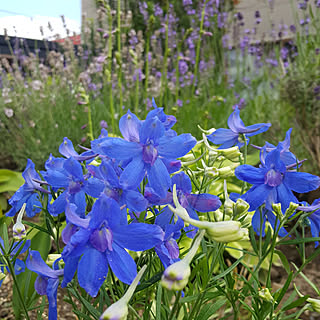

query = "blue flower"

[
  {"left": 7, "top": 159, "right": 49, "bottom": 217},
  {"left": 26, "top": 250, "right": 63, "bottom": 320},
  {"left": 61, "top": 195, "right": 163, "bottom": 296},
  {"left": 252, "top": 128, "right": 299, "bottom": 167},
  {"left": 145, "top": 172, "right": 222, "bottom": 238},
  {"left": 43, "top": 157, "right": 101, "bottom": 216},
  {"left": 154, "top": 207, "right": 183, "bottom": 268},
  {"left": 92, "top": 111, "right": 196, "bottom": 198},
  {"left": 207, "top": 106, "right": 271, "bottom": 148},
  {"left": 59, "top": 137, "right": 97, "bottom": 161},
  {"left": 235, "top": 146, "right": 320, "bottom": 212},
  {"left": 87, "top": 159, "right": 148, "bottom": 221},
  {"left": 0, "top": 238, "right": 31, "bottom": 286},
  {"left": 299, "top": 199, "right": 320, "bottom": 246}
]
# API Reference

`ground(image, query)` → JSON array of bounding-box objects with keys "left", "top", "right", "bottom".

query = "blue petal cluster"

[{"left": 207, "top": 106, "right": 271, "bottom": 148}]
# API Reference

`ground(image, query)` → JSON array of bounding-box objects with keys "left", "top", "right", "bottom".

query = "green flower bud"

[
  {"left": 13, "top": 203, "right": 26, "bottom": 240},
  {"left": 161, "top": 260, "right": 191, "bottom": 291},
  {"left": 234, "top": 199, "right": 250, "bottom": 216},
  {"left": 284, "top": 202, "right": 299, "bottom": 218},
  {"left": 0, "top": 270, "right": 6, "bottom": 282},
  {"left": 217, "top": 146, "right": 242, "bottom": 162},
  {"left": 161, "top": 230, "right": 205, "bottom": 291},
  {"left": 204, "top": 221, "right": 249, "bottom": 243},
  {"left": 259, "top": 288, "right": 274, "bottom": 303},
  {"left": 272, "top": 203, "right": 283, "bottom": 221},
  {"left": 307, "top": 298, "right": 320, "bottom": 313},
  {"left": 100, "top": 265, "right": 147, "bottom": 320}
]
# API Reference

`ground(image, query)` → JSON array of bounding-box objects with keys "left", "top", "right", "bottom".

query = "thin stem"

[
  {"left": 160, "top": 0, "right": 169, "bottom": 110},
  {"left": 168, "top": 291, "right": 181, "bottom": 320},
  {"left": 107, "top": 6, "right": 115, "bottom": 133},
  {"left": 5, "top": 257, "right": 30, "bottom": 320},
  {"left": 117, "top": 0, "right": 123, "bottom": 117},
  {"left": 191, "top": 0, "right": 208, "bottom": 95}
]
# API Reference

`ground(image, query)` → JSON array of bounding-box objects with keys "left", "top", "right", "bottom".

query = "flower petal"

[
  {"left": 186, "top": 193, "right": 222, "bottom": 212},
  {"left": 78, "top": 247, "right": 108, "bottom": 297},
  {"left": 207, "top": 128, "right": 238, "bottom": 148},
  {"left": 235, "top": 165, "right": 266, "bottom": 184},
  {"left": 139, "top": 117, "right": 165, "bottom": 145},
  {"left": 120, "top": 156, "right": 145, "bottom": 189},
  {"left": 119, "top": 109, "right": 142, "bottom": 142},
  {"left": 242, "top": 184, "right": 273, "bottom": 211},
  {"left": 26, "top": 250, "right": 63, "bottom": 278},
  {"left": 91, "top": 137, "right": 142, "bottom": 160},
  {"left": 113, "top": 223, "right": 163, "bottom": 251},
  {"left": 158, "top": 134, "right": 196, "bottom": 159},
  {"left": 107, "top": 242, "right": 137, "bottom": 284},
  {"left": 147, "top": 158, "right": 171, "bottom": 198},
  {"left": 123, "top": 190, "right": 148, "bottom": 212},
  {"left": 284, "top": 172, "right": 320, "bottom": 193}
]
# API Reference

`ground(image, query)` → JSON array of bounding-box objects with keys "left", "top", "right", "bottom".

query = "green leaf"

[
  {"left": 197, "top": 298, "right": 227, "bottom": 320},
  {"left": 249, "top": 227, "right": 258, "bottom": 255},
  {"left": 156, "top": 282, "right": 162, "bottom": 320},
  {"left": 282, "top": 296, "right": 309, "bottom": 311},
  {"left": 278, "top": 237, "right": 320, "bottom": 246},
  {"left": 275, "top": 272, "right": 293, "bottom": 306},
  {"left": 274, "top": 250, "right": 290, "bottom": 274},
  {"left": 0, "top": 169, "right": 24, "bottom": 193}
]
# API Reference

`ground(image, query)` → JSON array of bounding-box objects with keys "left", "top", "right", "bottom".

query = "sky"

[{"left": 0, "top": 0, "right": 81, "bottom": 39}]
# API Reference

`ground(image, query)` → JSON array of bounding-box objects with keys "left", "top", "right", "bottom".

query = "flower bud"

[
  {"left": 307, "top": 298, "right": 320, "bottom": 313},
  {"left": 224, "top": 197, "right": 235, "bottom": 216},
  {"left": 284, "top": 202, "right": 299, "bottom": 218},
  {"left": 100, "top": 265, "right": 147, "bottom": 320},
  {"left": 168, "top": 185, "right": 191, "bottom": 224},
  {"left": 272, "top": 203, "right": 283, "bottom": 221},
  {"left": 13, "top": 204, "right": 26, "bottom": 240},
  {"left": 259, "top": 288, "right": 274, "bottom": 303},
  {"left": 0, "top": 270, "right": 6, "bottom": 282},
  {"left": 161, "top": 230, "right": 205, "bottom": 291},
  {"left": 46, "top": 254, "right": 63, "bottom": 268},
  {"left": 161, "top": 260, "right": 191, "bottom": 291},
  {"left": 100, "top": 300, "right": 128, "bottom": 320},
  {"left": 217, "top": 146, "right": 242, "bottom": 162},
  {"left": 234, "top": 199, "right": 250, "bottom": 216},
  {"left": 204, "top": 221, "right": 248, "bottom": 243}
]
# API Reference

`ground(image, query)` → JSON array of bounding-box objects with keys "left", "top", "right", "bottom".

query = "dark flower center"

[
  {"left": 90, "top": 226, "right": 113, "bottom": 252},
  {"left": 142, "top": 143, "right": 158, "bottom": 165},
  {"left": 264, "top": 169, "right": 283, "bottom": 187}
]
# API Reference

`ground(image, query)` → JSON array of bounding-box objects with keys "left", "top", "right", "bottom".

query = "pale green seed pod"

[
  {"left": 307, "top": 298, "right": 320, "bottom": 313},
  {"left": 259, "top": 288, "right": 274, "bottom": 303}
]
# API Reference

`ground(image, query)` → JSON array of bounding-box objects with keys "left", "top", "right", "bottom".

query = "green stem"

[
  {"left": 5, "top": 257, "right": 30, "bottom": 320},
  {"left": 160, "top": 0, "right": 169, "bottom": 110},
  {"left": 240, "top": 134, "right": 247, "bottom": 195},
  {"left": 107, "top": 6, "right": 115, "bottom": 133},
  {"left": 134, "top": 67, "right": 139, "bottom": 114},
  {"left": 302, "top": 226, "right": 306, "bottom": 264},
  {"left": 117, "top": 0, "right": 123, "bottom": 117},
  {"left": 87, "top": 99, "right": 94, "bottom": 141},
  {"left": 168, "top": 291, "right": 181, "bottom": 320},
  {"left": 191, "top": 0, "right": 208, "bottom": 95}
]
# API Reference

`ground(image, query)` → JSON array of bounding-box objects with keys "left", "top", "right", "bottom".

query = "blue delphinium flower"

[
  {"left": 252, "top": 128, "right": 300, "bottom": 167},
  {"left": 207, "top": 106, "right": 271, "bottom": 149},
  {"left": 298, "top": 199, "right": 320, "bottom": 246},
  {"left": 154, "top": 207, "right": 184, "bottom": 268},
  {"left": 61, "top": 195, "right": 163, "bottom": 297},
  {"left": 92, "top": 112, "right": 196, "bottom": 198},
  {"left": 86, "top": 159, "right": 148, "bottom": 219},
  {"left": 7, "top": 159, "right": 49, "bottom": 217},
  {"left": 42, "top": 157, "right": 101, "bottom": 216},
  {"left": 235, "top": 146, "right": 320, "bottom": 212},
  {"left": 145, "top": 172, "right": 222, "bottom": 238},
  {"left": 0, "top": 238, "right": 31, "bottom": 286},
  {"left": 59, "top": 137, "right": 97, "bottom": 162},
  {"left": 26, "top": 250, "right": 63, "bottom": 320}
]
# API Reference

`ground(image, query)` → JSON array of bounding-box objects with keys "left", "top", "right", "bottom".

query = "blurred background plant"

[{"left": 0, "top": 0, "right": 319, "bottom": 175}]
